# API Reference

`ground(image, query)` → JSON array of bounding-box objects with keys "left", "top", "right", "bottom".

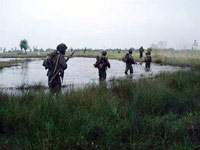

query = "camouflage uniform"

[
  {"left": 94, "top": 51, "right": 111, "bottom": 81},
  {"left": 139, "top": 46, "right": 144, "bottom": 58},
  {"left": 124, "top": 50, "right": 136, "bottom": 75},
  {"left": 45, "top": 44, "right": 68, "bottom": 93},
  {"left": 144, "top": 53, "right": 152, "bottom": 69},
  {"left": 147, "top": 48, "right": 152, "bottom": 55}
]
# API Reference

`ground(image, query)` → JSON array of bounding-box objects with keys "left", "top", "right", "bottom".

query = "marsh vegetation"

[
  {"left": 0, "top": 70, "right": 200, "bottom": 149},
  {"left": 0, "top": 50, "right": 200, "bottom": 149}
]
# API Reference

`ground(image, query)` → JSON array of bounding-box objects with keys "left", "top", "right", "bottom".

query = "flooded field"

[
  {"left": 0, "top": 58, "right": 39, "bottom": 62},
  {"left": 0, "top": 57, "right": 187, "bottom": 92}
]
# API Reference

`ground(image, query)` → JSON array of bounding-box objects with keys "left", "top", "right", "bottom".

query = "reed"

[{"left": 0, "top": 70, "right": 200, "bottom": 149}]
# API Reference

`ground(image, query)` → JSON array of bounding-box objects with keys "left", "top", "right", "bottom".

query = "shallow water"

[
  {"left": 0, "top": 58, "right": 39, "bottom": 62},
  {"left": 0, "top": 57, "right": 186, "bottom": 92}
]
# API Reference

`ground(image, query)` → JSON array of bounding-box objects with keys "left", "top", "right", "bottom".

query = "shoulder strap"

[{"left": 53, "top": 53, "right": 60, "bottom": 74}]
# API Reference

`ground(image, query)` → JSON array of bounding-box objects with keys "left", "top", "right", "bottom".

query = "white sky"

[{"left": 0, "top": 0, "right": 200, "bottom": 50}]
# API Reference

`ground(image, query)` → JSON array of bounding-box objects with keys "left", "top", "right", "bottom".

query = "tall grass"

[
  {"left": 0, "top": 70, "right": 200, "bottom": 149},
  {"left": 153, "top": 50, "right": 200, "bottom": 68}
]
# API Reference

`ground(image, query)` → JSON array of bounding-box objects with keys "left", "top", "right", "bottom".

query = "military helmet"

[
  {"left": 102, "top": 50, "right": 107, "bottom": 56},
  {"left": 129, "top": 48, "right": 133, "bottom": 54},
  {"left": 57, "top": 43, "right": 68, "bottom": 54}
]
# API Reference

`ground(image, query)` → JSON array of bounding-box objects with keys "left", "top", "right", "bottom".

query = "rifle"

[
  {"left": 49, "top": 50, "right": 76, "bottom": 84},
  {"left": 65, "top": 50, "right": 75, "bottom": 62}
]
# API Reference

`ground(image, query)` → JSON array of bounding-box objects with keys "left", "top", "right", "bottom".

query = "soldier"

[
  {"left": 139, "top": 46, "right": 144, "bottom": 58},
  {"left": 147, "top": 47, "right": 152, "bottom": 55},
  {"left": 123, "top": 48, "right": 137, "bottom": 75},
  {"left": 94, "top": 51, "right": 111, "bottom": 81},
  {"left": 144, "top": 52, "right": 152, "bottom": 70},
  {"left": 43, "top": 43, "right": 68, "bottom": 93}
]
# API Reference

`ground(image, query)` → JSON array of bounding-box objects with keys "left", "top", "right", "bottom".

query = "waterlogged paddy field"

[{"left": 0, "top": 57, "right": 187, "bottom": 91}]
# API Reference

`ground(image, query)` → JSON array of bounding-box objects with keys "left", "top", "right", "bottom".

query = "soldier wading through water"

[
  {"left": 123, "top": 48, "right": 137, "bottom": 75},
  {"left": 94, "top": 51, "right": 111, "bottom": 81},
  {"left": 144, "top": 52, "right": 152, "bottom": 71},
  {"left": 43, "top": 43, "right": 69, "bottom": 93}
]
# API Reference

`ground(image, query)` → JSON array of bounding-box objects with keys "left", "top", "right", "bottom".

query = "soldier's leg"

[
  {"left": 99, "top": 69, "right": 106, "bottom": 81},
  {"left": 147, "top": 63, "right": 151, "bottom": 69},
  {"left": 99, "top": 69, "right": 103, "bottom": 81},
  {"left": 130, "top": 65, "right": 133, "bottom": 74},
  {"left": 125, "top": 64, "right": 128, "bottom": 75},
  {"left": 48, "top": 74, "right": 55, "bottom": 91},
  {"left": 98, "top": 69, "right": 101, "bottom": 81},
  {"left": 102, "top": 70, "right": 106, "bottom": 81},
  {"left": 140, "top": 53, "right": 142, "bottom": 58},
  {"left": 48, "top": 75, "right": 52, "bottom": 88},
  {"left": 50, "top": 75, "right": 61, "bottom": 93},
  {"left": 55, "top": 75, "right": 61, "bottom": 92},
  {"left": 145, "top": 62, "right": 148, "bottom": 69}
]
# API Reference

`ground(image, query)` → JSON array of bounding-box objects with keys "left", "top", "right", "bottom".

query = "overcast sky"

[{"left": 0, "top": 0, "right": 200, "bottom": 50}]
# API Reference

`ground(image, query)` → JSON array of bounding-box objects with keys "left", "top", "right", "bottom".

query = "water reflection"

[{"left": 0, "top": 57, "right": 187, "bottom": 91}]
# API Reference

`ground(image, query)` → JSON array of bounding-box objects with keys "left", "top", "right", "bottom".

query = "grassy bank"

[
  {"left": 0, "top": 70, "right": 200, "bottom": 149},
  {"left": 153, "top": 50, "right": 200, "bottom": 68},
  {"left": 1, "top": 50, "right": 200, "bottom": 68},
  {"left": 74, "top": 50, "right": 200, "bottom": 68},
  {"left": 0, "top": 59, "right": 31, "bottom": 69},
  {"left": 0, "top": 53, "right": 47, "bottom": 58}
]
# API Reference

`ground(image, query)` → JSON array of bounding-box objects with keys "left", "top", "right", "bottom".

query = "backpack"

[
  {"left": 43, "top": 50, "right": 59, "bottom": 70},
  {"left": 123, "top": 53, "right": 132, "bottom": 63},
  {"left": 97, "top": 56, "right": 108, "bottom": 69}
]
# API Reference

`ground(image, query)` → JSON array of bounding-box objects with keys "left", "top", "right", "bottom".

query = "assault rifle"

[
  {"left": 65, "top": 50, "right": 75, "bottom": 62},
  {"left": 49, "top": 50, "right": 75, "bottom": 84}
]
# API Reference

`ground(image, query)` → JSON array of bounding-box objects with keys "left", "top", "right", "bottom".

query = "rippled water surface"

[{"left": 0, "top": 57, "right": 185, "bottom": 89}]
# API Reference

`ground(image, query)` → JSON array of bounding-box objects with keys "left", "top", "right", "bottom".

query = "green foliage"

[
  {"left": 20, "top": 39, "right": 29, "bottom": 53},
  {"left": 0, "top": 71, "right": 200, "bottom": 149}
]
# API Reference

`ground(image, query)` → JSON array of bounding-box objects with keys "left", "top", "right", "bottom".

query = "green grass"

[
  {"left": 0, "top": 70, "right": 200, "bottom": 149},
  {"left": 74, "top": 50, "right": 200, "bottom": 68},
  {"left": 0, "top": 59, "right": 31, "bottom": 69},
  {"left": 1, "top": 50, "right": 200, "bottom": 68},
  {"left": 0, "top": 52, "right": 47, "bottom": 58},
  {"left": 152, "top": 50, "right": 200, "bottom": 68}
]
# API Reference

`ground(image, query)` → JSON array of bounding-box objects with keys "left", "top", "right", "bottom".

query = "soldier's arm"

[
  {"left": 59, "top": 54, "right": 67, "bottom": 70},
  {"left": 65, "top": 56, "right": 70, "bottom": 62},
  {"left": 94, "top": 57, "right": 101, "bottom": 68},
  {"left": 106, "top": 58, "right": 111, "bottom": 68},
  {"left": 94, "top": 61, "right": 99, "bottom": 68},
  {"left": 133, "top": 59, "right": 137, "bottom": 64}
]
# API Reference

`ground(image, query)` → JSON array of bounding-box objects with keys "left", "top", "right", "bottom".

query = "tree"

[{"left": 20, "top": 39, "right": 29, "bottom": 53}]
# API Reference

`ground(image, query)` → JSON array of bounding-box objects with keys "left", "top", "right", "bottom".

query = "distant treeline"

[
  {"left": 1, "top": 47, "right": 199, "bottom": 54},
  {"left": 0, "top": 48, "right": 185, "bottom": 54}
]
